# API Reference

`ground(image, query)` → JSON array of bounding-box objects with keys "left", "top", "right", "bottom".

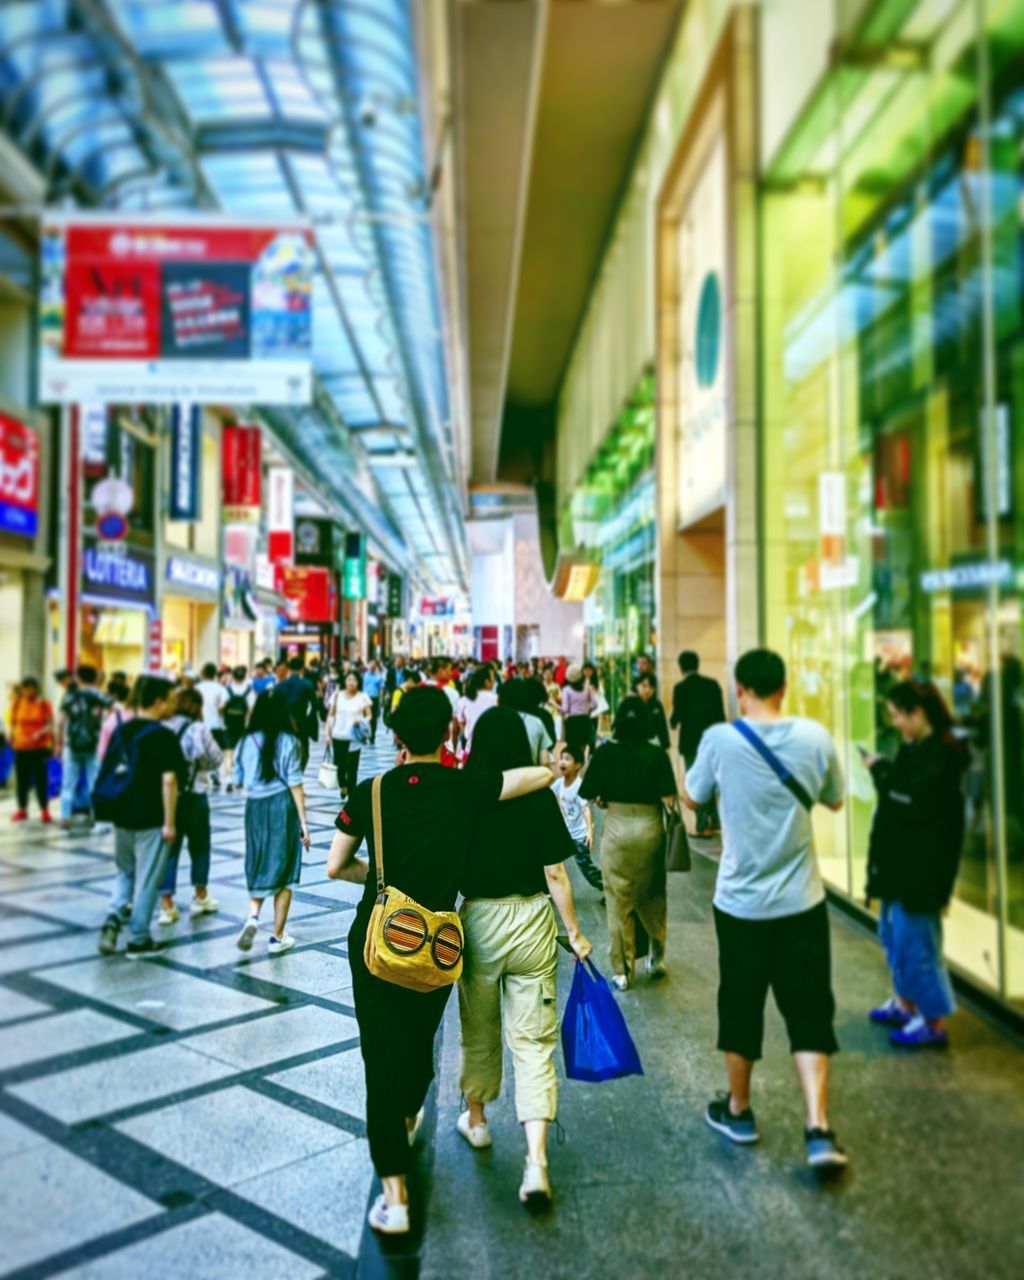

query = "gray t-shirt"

[{"left": 686, "top": 717, "right": 843, "bottom": 920}]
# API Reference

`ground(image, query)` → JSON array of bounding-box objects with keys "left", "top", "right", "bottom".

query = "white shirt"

[
  {"left": 197, "top": 680, "right": 228, "bottom": 732},
  {"left": 458, "top": 689, "right": 497, "bottom": 749},
  {"left": 552, "top": 774, "right": 589, "bottom": 844},
  {"left": 331, "top": 690, "right": 372, "bottom": 741}
]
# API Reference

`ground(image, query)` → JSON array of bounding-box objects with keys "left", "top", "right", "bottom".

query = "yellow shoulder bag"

[{"left": 363, "top": 774, "right": 465, "bottom": 993}]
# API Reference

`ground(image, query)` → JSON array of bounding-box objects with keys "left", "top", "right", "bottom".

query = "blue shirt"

[
  {"left": 252, "top": 675, "right": 276, "bottom": 694},
  {"left": 232, "top": 731, "right": 304, "bottom": 798},
  {"left": 363, "top": 672, "right": 385, "bottom": 699}
]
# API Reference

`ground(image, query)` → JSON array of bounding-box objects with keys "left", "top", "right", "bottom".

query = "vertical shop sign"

[
  {"left": 278, "top": 565, "right": 331, "bottom": 621},
  {"left": 222, "top": 423, "right": 261, "bottom": 523},
  {"left": 170, "top": 403, "right": 201, "bottom": 520},
  {"left": 0, "top": 414, "right": 40, "bottom": 538},
  {"left": 267, "top": 466, "right": 294, "bottom": 564},
  {"left": 342, "top": 532, "right": 367, "bottom": 600},
  {"left": 386, "top": 573, "right": 404, "bottom": 617},
  {"left": 148, "top": 617, "right": 163, "bottom": 672}
]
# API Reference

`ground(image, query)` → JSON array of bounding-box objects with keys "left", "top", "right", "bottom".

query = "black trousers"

[
  {"left": 349, "top": 915, "right": 451, "bottom": 1176},
  {"left": 368, "top": 696, "right": 380, "bottom": 744},
  {"left": 15, "top": 750, "right": 50, "bottom": 811},
  {"left": 334, "top": 739, "right": 361, "bottom": 796}
]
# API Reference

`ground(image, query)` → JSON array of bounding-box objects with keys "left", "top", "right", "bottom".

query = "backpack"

[
  {"left": 224, "top": 685, "right": 250, "bottom": 725},
  {"left": 67, "top": 689, "right": 103, "bottom": 754},
  {"left": 92, "top": 722, "right": 162, "bottom": 825},
  {"left": 175, "top": 721, "right": 197, "bottom": 796}
]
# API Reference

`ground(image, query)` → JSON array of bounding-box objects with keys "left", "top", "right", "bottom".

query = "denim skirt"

[{"left": 244, "top": 790, "right": 302, "bottom": 894}]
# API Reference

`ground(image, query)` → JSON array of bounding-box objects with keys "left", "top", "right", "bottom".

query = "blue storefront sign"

[
  {"left": 166, "top": 555, "right": 220, "bottom": 595},
  {"left": 82, "top": 537, "right": 155, "bottom": 606},
  {"left": 170, "top": 403, "right": 201, "bottom": 521}
]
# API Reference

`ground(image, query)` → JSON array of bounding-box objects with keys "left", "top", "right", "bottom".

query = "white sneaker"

[
  {"left": 268, "top": 933, "right": 295, "bottom": 956},
  {"left": 407, "top": 1108, "right": 425, "bottom": 1147},
  {"left": 190, "top": 895, "right": 219, "bottom": 916},
  {"left": 368, "top": 1193, "right": 409, "bottom": 1235},
  {"left": 647, "top": 956, "right": 667, "bottom": 980},
  {"left": 457, "top": 1110, "right": 493, "bottom": 1150},
  {"left": 237, "top": 916, "right": 259, "bottom": 951},
  {"left": 519, "top": 1158, "right": 551, "bottom": 1207},
  {"left": 157, "top": 905, "right": 179, "bottom": 926},
  {"left": 611, "top": 974, "right": 630, "bottom": 992}
]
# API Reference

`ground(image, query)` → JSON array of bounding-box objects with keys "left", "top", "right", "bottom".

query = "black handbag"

[{"left": 664, "top": 799, "right": 691, "bottom": 873}]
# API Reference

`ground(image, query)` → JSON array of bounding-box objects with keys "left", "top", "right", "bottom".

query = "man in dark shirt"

[
  {"left": 275, "top": 656, "right": 320, "bottom": 747},
  {"left": 670, "top": 650, "right": 726, "bottom": 834},
  {"left": 97, "top": 675, "right": 186, "bottom": 958}
]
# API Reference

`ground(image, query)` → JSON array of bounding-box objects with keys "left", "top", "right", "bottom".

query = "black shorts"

[{"left": 713, "top": 900, "right": 838, "bottom": 1061}]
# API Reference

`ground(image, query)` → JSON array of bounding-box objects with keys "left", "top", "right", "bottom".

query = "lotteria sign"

[
  {"left": 38, "top": 214, "right": 314, "bottom": 405},
  {"left": 82, "top": 537, "right": 155, "bottom": 606},
  {"left": 0, "top": 414, "right": 40, "bottom": 538}
]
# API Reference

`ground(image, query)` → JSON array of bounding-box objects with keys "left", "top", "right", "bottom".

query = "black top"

[
  {"left": 116, "top": 719, "right": 187, "bottom": 830},
  {"left": 579, "top": 741, "right": 677, "bottom": 805},
  {"left": 866, "top": 734, "right": 967, "bottom": 912},
  {"left": 643, "top": 697, "right": 671, "bottom": 750},
  {"left": 462, "top": 789, "right": 576, "bottom": 899},
  {"left": 276, "top": 674, "right": 320, "bottom": 740},
  {"left": 670, "top": 672, "right": 726, "bottom": 761},
  {"left": 337, "top": 763, "right": 503, "bottom": 921}
]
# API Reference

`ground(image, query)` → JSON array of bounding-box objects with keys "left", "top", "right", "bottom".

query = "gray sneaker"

[{"left": 706, "top": 1093, "right": 760, "bottom": 1145}]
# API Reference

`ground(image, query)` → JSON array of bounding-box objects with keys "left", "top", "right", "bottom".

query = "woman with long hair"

[
  {"left": 457, "top": 706, "right": 591, "bottom": 1208},
  {"left": 580, "top": 695, "right": 678, "bottom": 989},
  {"left": 326, "top": 670, "right": 372, "bottom": 799},
  {"left": 457, "top": 664, "right": 498, "bottom": 758},
  {"left": 232, "top": 690, "right": 311, "bottom": 955},
  {"left": 864, "top": 680, "right": 967, "bottom": 1048}
]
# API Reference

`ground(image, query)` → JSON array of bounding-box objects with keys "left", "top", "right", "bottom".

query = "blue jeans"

[
  {"left": 109, "top": 828, "right": 170, "bottom": 945},
  {"left": 160, "top": 794, "right": 211, "bottom": 896},
  {"left": 878, "top": 901, "right": 956, "bottom": 1021},
  {"left": 61, "top": 748, "right": 99, "bottom": 821}
]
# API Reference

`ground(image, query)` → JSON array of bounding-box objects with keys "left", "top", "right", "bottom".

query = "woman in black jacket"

[{"left": 864, "top": 681, "right": 967, "bottom": 1049}]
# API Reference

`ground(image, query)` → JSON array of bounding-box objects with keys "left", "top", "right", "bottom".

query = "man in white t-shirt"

[
  {"left": 685, "top": 648, "right": 847, "bottom": 1174},
  {"left": 196, "top": 663, "right": 228, "bottom": 788},
  {"left": 551, "top": 745, "right": 602, "bottom": 892}
]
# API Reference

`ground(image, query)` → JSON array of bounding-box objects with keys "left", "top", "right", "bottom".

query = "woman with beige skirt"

[{"left": 580, "top": 695, "right": 678, "bottom": 989}]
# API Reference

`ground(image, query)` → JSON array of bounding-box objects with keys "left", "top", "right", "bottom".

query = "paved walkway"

[{"left": 0, "top": 739, "right": 1021, "bottom": 1279}]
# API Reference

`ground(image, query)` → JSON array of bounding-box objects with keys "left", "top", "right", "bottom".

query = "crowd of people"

[{"left": 2, "top": 645, "right": 971, "bottom": 1230}]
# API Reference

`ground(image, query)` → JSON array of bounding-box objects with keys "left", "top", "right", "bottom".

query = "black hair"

[
  {"left": 678, "top": 651, "right": 699, "bottom": 674},
  {"left": 391, "top": 686, "right": 453, "bottom": 755},
  {"left": 559, "top": 742, "right": 583, "bottom": 765},
  {"left": 430, "top": 655, "right": 452, "bottom": 675},
  {"left": 129, "top": 675, "right": 175, "bottom": 711},
  {"left": 735, "top": 649, "right": 787, "bottom": 699},
  {"left": 233, "top": 665, "right": 248, "bottom": 681},
  {"left": 76, "top": 664, "right": 98, "bottom": 684},
  {"left": 612, "top": 695, "right": 650, "bottom": 746},
  {"left": 20, "top": 676, "right": 39, "bottom": 691},
  {"left": 635, "top": 672, "right": 657, "bottom": 691},
  {"left": 888, "top": 680, "right": 958, "bottom": 747},
  {"left": 108, "top": 678, "right": 130, "bottom": 704},
  {"left": 404, "top": 669, "right": 423, "bottom": 686},
  {"left": 200, "top": 662, "right": 218, "bottom": 680},
  {"left": 466, "top": 706, "right": 531, "bottom": 772},
  {"left": 496, "top": 676, "right": 527, "bottom": 711},
  {"left": 343, "top": 669, "right": 363, "bottom": 691},
  {"left": 288, "top": 655, "right": 305, "bottom": 673},
  {"left": 465, "top": 666, "right": 493, "bottom": 702},
  {"left": 246, "top": 690, "right": 296, "bottom": 783}
]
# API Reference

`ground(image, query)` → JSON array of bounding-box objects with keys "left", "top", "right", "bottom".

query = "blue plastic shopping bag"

[
  {"left": 561, "top": 959, "right": 644, "bottom": 1083},
  {"left": 0, "top": 744, "right": 13, "bottom": 787},
  {"left": 47, "top": 756, "right": 62, "bottom": 800}
]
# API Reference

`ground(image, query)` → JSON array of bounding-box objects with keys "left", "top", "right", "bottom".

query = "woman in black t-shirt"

[
  {"left": 325, "top": 688, "right": 554, "bottom": 1238},
  {"left": 457, "top": 707, "right": 592, "bottom": 1210},
  {"left": 580, "top": 696, "right": 678, "bottom": 990}
]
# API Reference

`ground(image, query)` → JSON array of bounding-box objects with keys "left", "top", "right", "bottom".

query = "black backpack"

[
  {"left": 224, "top": 685, "right": 250, "bottom": 725},
  {"left": 92, "top": 722, "right": 162, "bottom": 824},
  {"left": 66, "top": 689, "right": 104, "bottom": 754}
]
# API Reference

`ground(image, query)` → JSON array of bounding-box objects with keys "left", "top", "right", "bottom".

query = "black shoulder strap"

[{"left": 732, "top": 720, "right": 814, "bottom": 812}]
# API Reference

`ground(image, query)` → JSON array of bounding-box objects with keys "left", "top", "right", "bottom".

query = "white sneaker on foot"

[
  {"left": 237, "top": 916, "right": 259, "bottom": 951},
  {"left": 611, "top": 974, "right": 630, "bottom": 992},
  {"left": 157, "top": 905, "right": 179, "bottom": 926},
  {"left": 268, "top": 933, "right": 295, "bottom": 956},
  {"left": 190, "top": 895, "right": 219, "bottom": 916},
  {"left": 457, "top": 1111, "right": 493, "bottom": 1150},
  {"left": 407, "top": 1108, "right": 425, "bottom": 1147},
  {"left": 519, "top": 1158, "right": 551, "bottom": 1206},
  {"left": 368, "top": 1193, "right": 409, "bottom": 1235}
]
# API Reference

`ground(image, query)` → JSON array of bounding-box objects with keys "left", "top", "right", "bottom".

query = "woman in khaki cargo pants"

[{"left": 457, "top": 707, "right": 592, "bottom": 1209}]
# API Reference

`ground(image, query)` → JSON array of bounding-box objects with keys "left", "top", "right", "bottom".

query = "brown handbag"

[
  {"left": 363, "top": 775, "right": 465, "bottom": 993},
  {"left": 665, "top": 799, "right": 692, "bottom": 873}
]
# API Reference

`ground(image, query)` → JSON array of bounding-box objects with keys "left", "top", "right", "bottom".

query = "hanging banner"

[
  {"left": 342, "top": 532, "right": 367, "bottom": 600},
  {"left": 0, "top": 414, "right": 40, "bottom": 538},
  {"left": 222, "top": 423, "right": 262, "bottom": 524},
  {"left": 170, "top": 404, "right": 201, "bottom": 521},
  {"left": 278, "top": 565, "right": 332, "bottom": 622},
  {"left": 267, "top": 466, "right": 294, "bottom": 565},
  {"left": 38, "top": 214, "right": 314, "bottom": 405}
]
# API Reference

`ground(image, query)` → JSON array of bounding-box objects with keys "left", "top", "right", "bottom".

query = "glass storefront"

[
  {"left": 762, "top": 0, "right": 1024, "bottom": 1007},
  {"left": 567, "top": 375, "right": 657, "bottom": 710}
]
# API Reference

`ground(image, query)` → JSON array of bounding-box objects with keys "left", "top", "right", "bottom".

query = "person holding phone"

[{"left": 232, "top": 690, "right": 311, "bottom": 956}]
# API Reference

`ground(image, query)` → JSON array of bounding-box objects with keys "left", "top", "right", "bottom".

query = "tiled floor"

[{"left": 1, "top": 732, "right": 1023, "bottom": 1279}]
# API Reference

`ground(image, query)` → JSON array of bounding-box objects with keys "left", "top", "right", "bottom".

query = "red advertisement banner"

[
  {"left": 277, "top": 565, "right": 332, "bottom": 622},
  {"left": 0, "top": 414, "right": 40, "bottom": 538},
  {"left": 222, "top": 424, "right": 262, "bottom": 523}
]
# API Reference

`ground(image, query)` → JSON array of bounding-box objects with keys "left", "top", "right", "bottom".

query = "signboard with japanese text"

[
  {"left": 0, "top": 414, "right": 40, "bottom": 538},
  {"left": 170, "top": 404, "right": 201, "bottom": 521},
  {"left": 342, "top": 532, "right": 367, "bottom": 600},
  {"left": 222, "top": 423, "right": 262, "bottom": 523},
  {"left": 38, "top": 214, "right": 314, "bottom": 405},
  {"left": 267, "top": 467, "right": 294, "bottom": 564},
  {"left": 278, "top": 565, "right": 332, "bottom": 622}
]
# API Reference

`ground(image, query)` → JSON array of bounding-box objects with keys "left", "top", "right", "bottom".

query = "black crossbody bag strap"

[{"left": 732, "top": 720, "right": 814, "bottom": 812}]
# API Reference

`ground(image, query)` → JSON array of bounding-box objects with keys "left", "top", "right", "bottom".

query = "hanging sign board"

[
  {"left": 222, "top": 424, "right": 262, "bottom": 523},
  {"left": 170, "top": 403, "right": 201, "bottom": 521},
  {"left": 38, "top": 214, "right": 314, "bottom": 405}
]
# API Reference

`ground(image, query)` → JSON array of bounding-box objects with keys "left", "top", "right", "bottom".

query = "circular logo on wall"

[{"left": 695, "top": 271, "right": 721, "bottom": 389}]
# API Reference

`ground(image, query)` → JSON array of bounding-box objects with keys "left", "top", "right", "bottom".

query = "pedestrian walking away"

[
  {"left": 457, "top": 706, "right": 592, "bottom": 1208},
  {"left": 221, "top": 666, "right": 254, "bottom": 790},
  {"left": 157, "top": 686, "right": 224, "bottom": 927},
  {"left": 325, "top": 686, "right": 555, "bottom": 1236},
  {"left": 670, "top": 650, "right": 726, "bottom": 834},
  {"left": 232, "top": 691, "right": 311, "bottom": 956},
  {"left": 363, "top": 660, "right": 386, "bottom": 745},
  {"left": 57, "top": 665, "right": 110, "bottom": 828},
  {"left": 864, "top": 680, "right": 967, "bottom": 1050},
  {"left": 684, "top": 648, "right": 848, "bottom": 1173},
  {"left": 561, "top": 664, "right": 597, "bottom": 763},
  {"left": 579, "top": 696, "right": 677, "bottom": 988}
]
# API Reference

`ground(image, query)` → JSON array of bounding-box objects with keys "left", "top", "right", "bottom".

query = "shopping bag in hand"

[
  {"left": 47, "top": 756, "right": 62, "bottom": 800},
  {"left": 561, "top": 959, "right": 644, "bottom": 1083}
]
